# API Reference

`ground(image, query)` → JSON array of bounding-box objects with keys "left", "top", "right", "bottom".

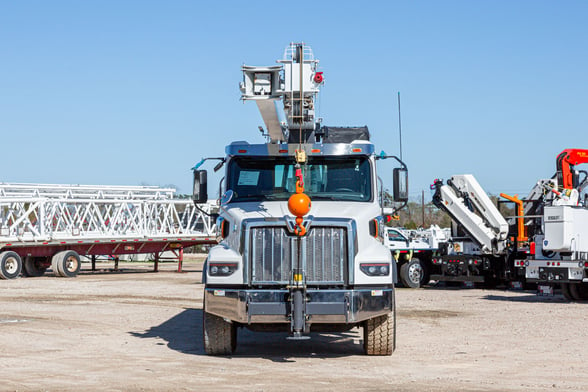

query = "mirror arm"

[{"left": 376, "top": 154, "right": 407, "bottom": 171}]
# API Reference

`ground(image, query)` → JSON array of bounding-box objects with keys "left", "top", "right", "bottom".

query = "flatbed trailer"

[{"left": 0, "top": 183, "right": 217, "bottom": 279}]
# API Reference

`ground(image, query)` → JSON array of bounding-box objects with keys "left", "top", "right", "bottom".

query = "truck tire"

[
  {"left": 399, "top": 258, "right": 425, "bottom": 288},
  {"left": 51, "top": 250, "right": 81, "bottom": 278},
  {"left": 0, "top": 251, "right": 22, "bottom": 279},
  {"left": 363, "top": 310, "right": 396, "bottom": 356},
  {"left": 569, "top": 283, "right": 588, "bottom": 301},
  {"left": 203, "top": 311, "right": 237, "bottom": 355},
  {"left": 23, "top": 256, "right": 48, "bottom": 277},
  {"left": 560, "top": 283, "right": 574, "bottom": 301}
]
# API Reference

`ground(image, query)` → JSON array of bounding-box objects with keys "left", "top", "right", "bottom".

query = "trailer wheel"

[
  {"left": 399, "top": 258, "right": 425, "bottom": 288},
  {"left": 363, "top": 309, "right": 396, "bottom": 356},
  {"left": 23, "top": 256, "right": 48, "bottom": 277},
  {"left": 51, "top": 251, "right": 81, "bottom": 278},
  {"left": 203, "top": 311, "right": 237, "bottom": 355},
  {"left": 569, "top": 283, "right": 588, "bottom": 301},
  {"left": 0, "top": 251, "right": 22, "bottom": 279}
]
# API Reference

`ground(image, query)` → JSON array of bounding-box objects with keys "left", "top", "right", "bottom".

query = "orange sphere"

[{"left": 288, "top": 193, "right": 311, "bottom": 217}]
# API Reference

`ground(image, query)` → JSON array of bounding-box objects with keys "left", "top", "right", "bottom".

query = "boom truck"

[
  {"left": 430, "top": 175, "right": 527, "bottom": 286},
  {"left": 192, "top": 43, "right": 408, "bottom": 355},
  {"left": 524, "top": 149, "right": 588, "bottom": 300}
]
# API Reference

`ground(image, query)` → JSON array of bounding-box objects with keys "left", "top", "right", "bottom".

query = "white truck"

[
  {"left": 192, "top": 43, "right": 408, "bottom": 355},
  {"left": 430, "top": 175, "right": 526, "bottom": 286},
  {"left": 385, "top": 226, "right": 449, "bottom": 288},
  {"left": 523, "top": 149, "right": 588, "bottom": 300}
]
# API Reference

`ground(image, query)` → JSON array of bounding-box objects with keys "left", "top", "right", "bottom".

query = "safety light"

[
  {"left": 220, "top": 219, "right": 231, "bottom": 239},
  {"left": 313, "top": 72, "right": 324, "bottom": 84}
]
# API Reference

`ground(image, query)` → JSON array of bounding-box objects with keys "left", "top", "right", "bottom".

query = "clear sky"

[{"left": 1, "top": 1, "right": 587, "bottom": 199}]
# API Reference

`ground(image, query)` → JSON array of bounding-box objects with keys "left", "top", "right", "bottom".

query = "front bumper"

[{"left": 204, "top": 287, "right": 394, "bottom": 324}]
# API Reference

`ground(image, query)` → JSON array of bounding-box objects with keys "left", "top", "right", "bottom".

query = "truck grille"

[{"left": 250, "top": 226, "right": 347, "bottom": 285}]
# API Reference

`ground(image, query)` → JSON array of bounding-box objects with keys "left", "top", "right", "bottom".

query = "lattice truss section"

[{"left": 0, "top": 183, "right": 216, "bottom": 241}]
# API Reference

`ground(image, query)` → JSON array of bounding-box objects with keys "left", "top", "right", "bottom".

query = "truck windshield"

[{"left": 226, "top": 156, "right": 372, "bottom": 202}]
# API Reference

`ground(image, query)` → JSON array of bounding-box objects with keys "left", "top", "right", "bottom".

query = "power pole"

[{"left": 421, "top": 190, "right": 425, "bottom": 227}]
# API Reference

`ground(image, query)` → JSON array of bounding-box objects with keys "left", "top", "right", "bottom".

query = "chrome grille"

[{"left": 250, "top": 226, "right": 347, "bottom": 285}]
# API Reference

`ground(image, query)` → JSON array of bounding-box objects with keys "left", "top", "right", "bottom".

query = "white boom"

[{"left": 433, "top": 174, "right": 508, "bottom": 254}]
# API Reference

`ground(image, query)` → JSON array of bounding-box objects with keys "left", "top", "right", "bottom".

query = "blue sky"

[{"left": 1, "top": 1, "right": 587, "bottom": 199}]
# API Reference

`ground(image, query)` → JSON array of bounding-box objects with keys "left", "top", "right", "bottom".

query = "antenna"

[{"left": 397, "top": 91, "right": 403, "bottom": 161}]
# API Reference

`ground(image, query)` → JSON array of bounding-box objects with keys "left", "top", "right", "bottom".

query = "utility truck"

[
  {"left": 385, "top": 226, "right": 449, "bottom": 288},
  {"left": 430, "top": 175, "right": 527, "bottom": 286},
  {"left": 524, "top": 149, "right": 588, "bottom": 300},
  {"left": 192, "top": 43, "right": 408, "bottom": 355}
]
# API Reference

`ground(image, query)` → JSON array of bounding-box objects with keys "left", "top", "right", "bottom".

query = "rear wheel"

[
  {"left": 560, "top": 283, "right": 574, "bottom": 301},
  {"left": 203, "top": 311, "right": 237, "bottom": 355},
  {"left": 23, "top": 256, "right": 48, "bottom": 277},
  {"left": 51, "top": 251, "right": 81, "bottom": 278},
  {"left": 363, "top": 309, "right": 396, "bottom": 356},
  {"left": 0, "top": 251, "right": 22, "bottom": 279},
  {"left": 399, "top": 258, "right": 425, "bottom": 288},
  {"left": 569, "top": 283, "right": 588, "bottom": 301}
]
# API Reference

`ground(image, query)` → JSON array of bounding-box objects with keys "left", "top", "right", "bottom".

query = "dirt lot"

[{"left": 1, "top": 256, "right": 586, "bottom": 392}]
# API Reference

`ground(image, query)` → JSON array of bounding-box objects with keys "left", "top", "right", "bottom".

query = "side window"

[{"left": 388, "top": 230, "right": 406, "bottom": 242}]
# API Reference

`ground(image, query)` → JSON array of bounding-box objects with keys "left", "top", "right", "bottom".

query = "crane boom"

[
  {"left": 432, "top": 174, "right": 508, "bottom": 254},
  {"left": 556, "top": 148, "right": 588, "bottom": 190},
  {"left": 239, "top": 43, "right": 323, "bottom": 143}
]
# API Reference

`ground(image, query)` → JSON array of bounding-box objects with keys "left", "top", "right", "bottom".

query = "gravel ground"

[{"left": 0, "top": 257, "right": 586, "bottom": 392}]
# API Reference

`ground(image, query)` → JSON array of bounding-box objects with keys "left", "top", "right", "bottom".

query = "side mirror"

[
  {"left": 393, "top": 168, "right": 408, "bottom": 202},
  {"left": 192, "top": 170, "right": 208, "bottom": 205}
]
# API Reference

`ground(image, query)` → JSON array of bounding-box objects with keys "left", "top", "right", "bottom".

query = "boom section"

[{"left": 433, "top": 174, "right": 508, "bottom": 254}]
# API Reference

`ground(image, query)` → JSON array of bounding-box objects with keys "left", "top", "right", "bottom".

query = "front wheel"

[
  {"left": 0, "top": 251, "right": 22, "bottom": 279},
  {"left": 363, "top": 310, "right": 396, "bottom": 356},
  {"left": 203, "top": 311, "right": 237, "bottom": 355},
  {"left": 399, "top": 258, "right": 425, "bottom": 288}
]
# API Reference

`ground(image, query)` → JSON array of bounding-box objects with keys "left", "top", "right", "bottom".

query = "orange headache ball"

[{"left": 288, "top": 193, "right": 311, "bottom": 217}]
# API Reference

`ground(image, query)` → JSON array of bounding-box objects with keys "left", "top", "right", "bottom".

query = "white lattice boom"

[{"left": 0, "top": 183, "right": 217, "bottom": 244}]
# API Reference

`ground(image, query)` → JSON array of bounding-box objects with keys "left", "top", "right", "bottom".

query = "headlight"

[
  {"left": 360, "top": 263, "right": 390, "bottom": 276},
  {"left": 209, "top": 262, "right": 238, "bottom": 276}
]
